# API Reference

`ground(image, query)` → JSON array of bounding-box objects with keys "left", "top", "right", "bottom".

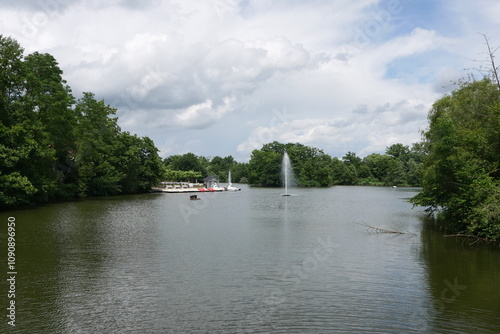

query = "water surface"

[{"left": 1, "top": 185, "right": 499, "bottom": 333}]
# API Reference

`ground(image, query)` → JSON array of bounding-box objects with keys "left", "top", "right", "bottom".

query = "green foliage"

[
  {"left": 337, "top": 163, "right": 358, "bottom": 185},
  {"left": 230, "top": 161, "right": 248, "bottom": 183},
  {"left": 364, "top": 154, "right": 392, "bottom": 181},
  {"left": 163, "top": 169, "right": 203, "bottom": 183},
  {"left": 0, "top": 35, "right": 165, "bottom": 208},
  {"left": 0, "top": 36, "right": 25, "bottom": 126},
  {"left": 164, "top": 153, "right": 206, "bottom": 176},
  {"left": 205, "top": 155, "right": 236, "bottom": 182},
  {"left": 248, "top": 142, "right": 336, "bottom": 186},
  {"left": 363, "top": 145, "right": 423, "bottom": 186},
  {"left": 246, "top": 141, "right": 424, "bottom": 187},
  {"left": 247, "top": 148, "right": 282, "bottom": 186},
  {"left": 162, "top": 153, "right": 247, "bottom": 184},
  {"left": 467, "top": 178, "right": 500, "bottom": 239},
  {"left": 411, "top": 78, "right": 500, "bottom": 240},
  {"left": 342, "top": 151, "right": 362, "bottom": 167},
  {"left": 0, "top": 172, "right": 37, "bottom": 207},
  {"left": 0, "top": 36, "right": 61, "bottom": 205},
  {"left": 386, "top": 143, "right": 410, "bottom": 160}
]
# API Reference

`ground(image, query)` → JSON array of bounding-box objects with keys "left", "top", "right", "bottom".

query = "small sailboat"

[{"left": 227, "top": 170, "right": 241, "bottom": 191}]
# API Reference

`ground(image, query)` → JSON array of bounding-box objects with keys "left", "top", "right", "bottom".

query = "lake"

[{"left": 1, "top": 185, "right": 499, "bottom": 333}]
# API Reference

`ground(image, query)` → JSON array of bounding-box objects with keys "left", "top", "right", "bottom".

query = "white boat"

[
  {"left": 210, "top": 182, "right": 226, "bottom": 192},
  {"left": 227, "top": 170, "right": 241, "bottom": 191},
  {"left": 203, "top": 175, "right": 226, "bottom": 191}
]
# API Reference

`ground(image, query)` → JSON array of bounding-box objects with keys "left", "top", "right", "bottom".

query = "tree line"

[
  {"left": 0, "top": 35, "right": 164, "bottom": 209},
  {"left": 163, "top": 153, "right": 248, "bottom": 183},
  {"left": 245, "top": 141, "right": 424, "bottom": 187},
  {"left": 160, "top": 141, "right": 424, "bottom": 188}
]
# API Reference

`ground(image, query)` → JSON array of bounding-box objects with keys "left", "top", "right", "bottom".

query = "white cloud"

[
  {"left": 1, "top": 0, "right": 499, "bottom": 160},
  {"left": 175, "top": 96, "right": 236, "bottom": 129},
  {"left": 236, "top": 97, "right": 428, "bottom": 159}
]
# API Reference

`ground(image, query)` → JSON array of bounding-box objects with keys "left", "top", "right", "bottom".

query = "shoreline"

[{"left": 150, "top": 187, "right": 225, "bottom": 193}]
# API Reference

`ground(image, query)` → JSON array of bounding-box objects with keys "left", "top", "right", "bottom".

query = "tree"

[
  {"left": 205, "top": 155, "right": 236, "bottom": 182},
  {"left": 73, "top": 93, "right": 123, "bottom": 196},
  {"left": 164, "top": 169, "right": 203, "bottom": 183},
  {"left": 406, "top": 158, "right": 423, "bottom": 186},
  {"left": 247, "top": 149, "right": 282, "bottom": 186},
  {"left": 476, "top": 34, "right": 500, "bottom": 90},
  {"left": 364, "top": 153, "right": 392, "bottom": 181},
  {"left": 230, "top": 161, "right": 248, "bottom": 183},
  {"left": 386, "top": 143, "right": 410, "bottom": 162},
  {"left": 409, "top": 142, "right": 426, "bottom": 164},
  {"left": 385, "top": 159, "right": 407, "bottom": 185},
  {"left": 164, "top": 153, "right": 206, "bottom": 176},
  {"left": 115, "top": 133, "right": 165, "bottom": 193},
  {"left": 330, "top": 157, "right": 344, "bottom": 184},
  {"left": 0, "top": 36, "right": 167, "bottom": 208},
  {"left": 342, "top": 151, "right": 362, "bottom": 167},
  {"left": 0, "top": 36, "right": 25, "bottom": 126},
  {"left": 23, "top": 51, "right": 78, "bottom": 199},
  {"left": 339, "top": 163, "right": 358, "bottom": 185},
  {"left": 23, "top": 52, "right": 76, "bottom": 157},
  {"left": 411, "top": 78, "right": 500, "bottom": 239},
  {"left": 0, "top": 36, "right": 60, "bottom": 205},
  {"left": 247, "top": 142, "right": 337, "bottom": 187}
]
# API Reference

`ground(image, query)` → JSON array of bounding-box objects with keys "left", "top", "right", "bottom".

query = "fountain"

[
  {"left": 227, "top": 170, "right": 241, "bottom": 191},
  {"left": 282, "top": 151, "right": 292, "bottom": 196}
]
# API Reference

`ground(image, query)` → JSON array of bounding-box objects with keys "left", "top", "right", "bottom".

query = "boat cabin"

[{"left": 204, "top": 175, "right": 220, "bottom": 188}]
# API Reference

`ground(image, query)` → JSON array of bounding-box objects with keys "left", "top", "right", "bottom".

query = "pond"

[{"left": 1, "top": 185, "right": 499, "bottom": 333}]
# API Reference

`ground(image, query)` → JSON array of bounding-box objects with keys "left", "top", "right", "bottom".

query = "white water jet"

[{"left": 282, "top": 151, "right": 292, "bottom": 196}]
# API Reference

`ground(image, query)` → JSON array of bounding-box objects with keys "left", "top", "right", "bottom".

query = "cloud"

[
  {"left": 236, "top": 97, "right": 427, "bottom": 158},
  {"left": 352, "top": 104, "right": 368, "bottom": 114},
  {"left": 1, "top": 0, "right": 499, "bottom": 160},
  {"left": 174, "top": 96, "right": 236, "bottom": 129}
]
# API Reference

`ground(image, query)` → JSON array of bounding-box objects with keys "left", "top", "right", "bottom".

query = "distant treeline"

[
  {"left": 163, "top": 154, "right": 248, "bottom": 184},
  {"left": 162, "top": 140, "right": 424, "bottom": 188},
  {"left": 246, "top": 141, "right": 424, "bottom": 187}
]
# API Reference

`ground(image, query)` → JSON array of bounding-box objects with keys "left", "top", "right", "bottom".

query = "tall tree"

[
  {"left": 115, "top": 133, "right": 165, "bottom": 193},
  {"left": 73, "top": 92, "right": 123, "bottom": 196},
  {"left": 247, "top": 149, "right": 282, "bottom": 186},
  {"left": 411, "top": 78, "right": 500, "bottom": 239},
  {"left": 0, "top": 36, "right": 24, "bottom": 126},
  {"left": 0, "top": 36, "right": 60, "bottom": 205},
  {"left": 386, "top": 143, "right": 410, "bottom": 161},
  {"left": 342, "top": 151, "right": 362, "bottom": 167},
  {"left": 23, "top": 52, "right": 76, "bottom": 154}
]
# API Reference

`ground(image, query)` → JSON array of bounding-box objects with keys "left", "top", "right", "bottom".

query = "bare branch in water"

[{"left": 358, "top": 222, "right": 408, "bottom": 235}]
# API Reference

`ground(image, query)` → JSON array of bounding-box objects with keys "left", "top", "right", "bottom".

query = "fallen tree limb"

[
  {"left": 358, "top": 222, "right": 406, "bottom": 235},
  {"left": 443, "top": 234, "right": 499, "bottom": 246}
]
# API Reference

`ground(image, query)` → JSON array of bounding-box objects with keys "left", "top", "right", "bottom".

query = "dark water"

[{"left": 1, "top": 185, "right": 499, "bottom": 333}]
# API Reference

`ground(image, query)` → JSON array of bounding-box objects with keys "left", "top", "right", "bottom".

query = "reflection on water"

[
  {"left": 421, "top": 218, "right": 500, "bottom": 334},
  {"left": 1, "top": 186, "right": 499, "bottom": 333}
]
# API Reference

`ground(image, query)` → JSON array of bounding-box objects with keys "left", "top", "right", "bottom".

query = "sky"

[{"left": 1, "top": 0, "right": 499, "bottom": 161}]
